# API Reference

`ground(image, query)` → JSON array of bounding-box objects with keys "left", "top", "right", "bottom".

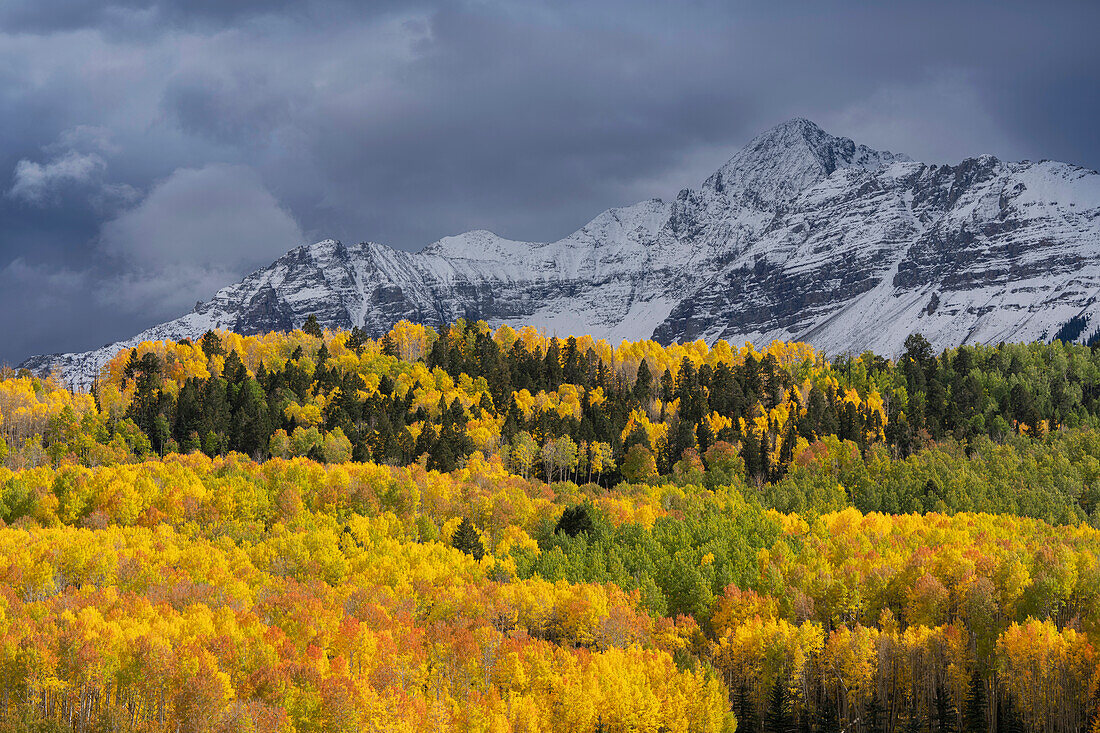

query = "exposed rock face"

[{"left": 23, "top": 118, "right": 1100, "bottom": 387}]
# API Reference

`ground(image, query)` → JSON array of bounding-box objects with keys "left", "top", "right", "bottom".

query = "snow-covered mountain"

[{"left": 23, "top": 118, "right": 1100, "bottom": 387}]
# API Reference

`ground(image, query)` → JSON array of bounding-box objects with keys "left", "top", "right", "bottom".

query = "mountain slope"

[{"left": 22, "top": 118, "right": 1100, "bottom": 386}]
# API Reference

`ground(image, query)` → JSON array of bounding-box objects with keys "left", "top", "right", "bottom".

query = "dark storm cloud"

[
  {"left": 0, "top": 0, "right": 353, "bottom": 34},
  {"left": 1, "top": 0, "right": 1099, "bottom": 365}
]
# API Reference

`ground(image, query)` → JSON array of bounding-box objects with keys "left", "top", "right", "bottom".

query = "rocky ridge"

[{"left": 23, "top": 118, "right": 1100, "bottom": 387}]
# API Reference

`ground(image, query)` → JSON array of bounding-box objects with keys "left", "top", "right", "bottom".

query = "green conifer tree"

[
  {"left": 303, "top": 314, "right": 323, "bottom": 337},
  {"left": 763, "top": 677, "right": 795, "bottom": 733},
  {"left": 451, "top": 517, "right": 484, "bottom": 561},
  {"left": 961, "top": 671, "right": 986, "bottom": 733}
]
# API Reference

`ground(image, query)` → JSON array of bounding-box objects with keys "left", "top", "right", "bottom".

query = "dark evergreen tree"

[
  {"left": 562, "top": 336, "right": 583, "bottom": 384},
  {"left": 996, "top": 693, "right": 1025, "bottom": 733},
  {"left": 222, "top": 350, "right": 247, "bottom": 384},
  {"left": 348, "top": 326, "right": 367, "bottom": 352},
  {"left": 763, "top": 677, "right": 796, "bottom": 733},
  {"left": 201, "top": 378, "right": 231, "bottom": 439},
  {"left": 902, "top": 333, "right": 935, "bottom": 390},
  {"left": 543, "top": 338, "right": 563, "bottom": 387},
  {"left": 934, "top": 682, "right": 958, "bottom": 733},
  {"left": 302, "top": 314, "right": 323, "bottom": 337},
  {"left": 736, "top": 683, "right": 759, "bottom": 733},
  {"left": 865, "top": 690, "right": 886, "bottom": 733},
  {"left": 200, "top": 330, "right": 225, "bottom": 357},
  {"left": 124, "top": 351, "right": 165, "bottom": 441},
  {"left": 816, "top": 697, "right": 840, "bottom": 733},
  {"left": 634, "top": 359, "right": 653, "bottom": 402},
  {"left": 555, "top": 504, "right": 594, "bottom": 537},
  {"left": 961, "top": 671, "right": 986, "bottom": 733},
  {"left": 149, "top": 414, "right": 171, "bottom": 455},
  {"left": 451, "top": 517, "right": 484, "bottom": 560},
  {"left": 659, "top": 368, "right": 675, "bottom": 403},
  {"left": 901, "top": 710, "right": 924, "bottom": 733},
  {"left": 230, "top": 379, "right": 271, "bottom": 457}
]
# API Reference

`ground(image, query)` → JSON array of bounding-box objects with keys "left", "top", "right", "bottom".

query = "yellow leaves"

[
  {"left": 387, "top": 320, "right": 436, "bottom": 362},
  {"left": 509, "top": 431, "right": 540, "bottom": 478},
  {"left": 706, "top": 412, "right": 732, "bottom": 437},
  {"left": 457, "top": 641, "right": 727, "bottom": 733},
  {"left": 995, "top": 556, "right": 1032, "bottom": 617},
  {"left": 772, "top": 512, "right": 809, "bottom": 537},
  {"left": 865, "top": 389, "right": 886, "bottom": 423},
  {"left": 789, "top": 436, "right": 811, "bottom": 464},
  {"left": 323, "top": 427, "right": 353, "bottom": 464},
  {"left": 589, "top": 441, "right": 614, "bottom": 476},
  {"left": 102, "top": 474, "right": 146, "bottom": 526},
  {"left": 69, "top": 324, "right": 900, "bottom": 497},
  {"left": 762, "top": 339, "right": 818, "bottom": 368},
  {"left": 290, "top": 426, "right": 323, "bottom": 457},
  {"left": 554, "top": 383, "right": 583, "bottom": 420},
  {"left": 511, "top": 384, "right": 588, "bottom": 422},
  {"left": 495, "top": 525, "right": 539, "bottom": 558},
  {"left": 512, "top": 388, "right": 536, "bottom": 420},
  {"left": 712, "top": 616, "right": 824, "bottom": 696},
  {"left": 17, "top": 323, "right": 1100, "bottom": 731},
  {"left": 634, "top": 502, "right": 657, "bottom": 530},
  {"left": 751, "top": 404, "right": 770, "bottom": 437},
  {"left": 441, "top": 516, "right": 463, "bottom": 544},
  {"left": 711, "top": 586, "right": 778, "bottom": 636},
  {"left": 997, "top": 618, "right": 1097, "bottom": 730},
  {"left": 269, "top": 429, "right": 291, "bottom": 459},
  {"left": 0, "top": 466, "right": 762, "bottom": 733},
  {"left": 459, "top": 450, "right": 511, "bottom": 485},
  {"left": 284, "top": 401, "right": 323, "bottom": 428},
  {"left": 0, "top": 376, "right": 96, "bottom": 446},
  {"left": 824, "top": 624, "right": 879, "bottom": 698},
  {"left": 621, "top": 409, "right": 667, "bottom": 452},
  {"left": 596, "top": 495, "right": 658, "bottom": 529},
  {"left": 467, "top": 414, "right": 504, "bottom": 453},
  {"left": 541, "top": 435, "right": 579, "bottom": 481}
]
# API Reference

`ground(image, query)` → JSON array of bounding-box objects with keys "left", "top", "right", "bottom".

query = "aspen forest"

[{"left": 3, "top": 317, "right": 1100, "bottom": 732}]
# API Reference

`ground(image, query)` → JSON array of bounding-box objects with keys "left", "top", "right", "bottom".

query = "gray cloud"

[
  {"left": 0, "top": 0, "right": 306, "bottom": 34},
  {"left": 9, "top": 151, "right": 108, "bottom": 204},
  {"left": 98, "top": 163, "right": 303, "bottom": 313},
  {"left": 1, "top": 0, "right": 1099, "bottom": 365},
  {"left": 100, "top": 163, "right": 302, "bottom": 271}
]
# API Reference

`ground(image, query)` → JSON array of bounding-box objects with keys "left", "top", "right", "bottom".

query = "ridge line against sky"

[{"left": 1, "top": 0, "right": 1099, "bottom": 364}]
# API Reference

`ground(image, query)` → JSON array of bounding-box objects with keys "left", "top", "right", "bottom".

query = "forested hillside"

[{"left": 2, "top": 319, "right": 1100, "bottom": 731}]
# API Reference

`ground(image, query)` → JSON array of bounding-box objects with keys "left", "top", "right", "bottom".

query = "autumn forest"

[{"left": 2, "top": 318, "right": 1100, "bottom": 732}]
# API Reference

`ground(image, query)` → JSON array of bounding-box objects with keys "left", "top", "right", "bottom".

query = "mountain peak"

[
  {"left": 764, "top": 117, "right": 821, "bottom": 136},
  {"left": 307, "top": 238, "right": 343, "bottom": 252},
  {"left": 419, "top": 229, "right": 533, "bottom": 261},
  {"left": 705, "top": 118, "right": 909, "bottom": 207},
  {"left": 21, "top": 118, "right": 1100, "bottom": 387}
]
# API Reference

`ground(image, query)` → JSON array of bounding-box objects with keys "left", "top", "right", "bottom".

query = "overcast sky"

[{"left": 1, "top": 0, "right": 1098, "bottom": 364}]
